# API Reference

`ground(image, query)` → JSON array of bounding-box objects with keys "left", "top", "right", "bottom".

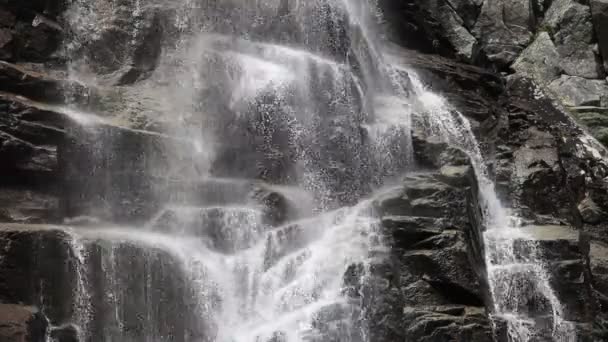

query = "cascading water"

[
  {"left": 399, "top": 70, "right": 577, "bottom": 341},
  {"left": 57, "top": 0, "right": 412, "bottom": 341},
  {"left": 51, "top": 0, "right": 576, "bottom": 341}
]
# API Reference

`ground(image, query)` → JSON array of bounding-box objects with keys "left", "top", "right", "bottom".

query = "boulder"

[
  {"left": 544, "top": 0, "right": 603, "bottom": 79},
  {"left": 0, "top": 304, "right": 47, "bottom": 342},
  {"left": 512, "top": 32, "right": 562, "bottom": 86},
  {"left": 436, "top": 164, "right": 471, "bottom": 187},
  {"left": 547, "top": 75, "right": 608, "bottom": 107},
  {"left": 472, "top": 0, "right": 534, "bottom": 66},
  {"left": 429, "top": 2, "right": 478, "bottom": 61},
  {"left": 444, "top": 0, "right": 484, "bottom": 29},
  {"left": 374, "top": 187, "right": 410, "bottom": 217},
  {"left": 0, "top": 1, "right": 64, "bottom": 63},
  {"left": 578, "top": 195, "right": 604, "bottom": 224}
]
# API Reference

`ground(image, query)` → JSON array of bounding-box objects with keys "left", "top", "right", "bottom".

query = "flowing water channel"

[
  {"left": 402, "top": 71, "right": 577, "bottom": 341},
  {"left": 56, "top": 0, "right": 574, "bottom": 341}
]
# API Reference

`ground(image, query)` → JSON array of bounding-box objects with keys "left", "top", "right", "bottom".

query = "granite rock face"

[
  {"left": 2, "top": 1, "right": 608, "bottom": 341},
  {"left": 381, "top": 0, "right": 608, "bottom": 152},
  {"left": 385, "top": 43, "right": 608, "bottom": 338}
]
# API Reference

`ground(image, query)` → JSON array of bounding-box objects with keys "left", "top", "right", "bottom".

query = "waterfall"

[
  {"left": 52, "top": 0, "right": 575, "bottom": 341},
  {"left": 403, "top": 72, "right": 576, "bottom": 341},
  {"left": 57, "top": 0, "right": 411, "bottom": 341}
]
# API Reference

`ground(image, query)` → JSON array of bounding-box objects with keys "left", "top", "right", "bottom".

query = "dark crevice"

[{"left": 426, "top": 279, "right": 485, "bottom": 306}]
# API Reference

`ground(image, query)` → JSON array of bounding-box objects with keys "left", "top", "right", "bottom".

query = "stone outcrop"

[
  {"left": 360, "top": 123, "right": 494, "bottom": 340},
  {"left": 0, "top": 223, "right": 213, "bottom": 341},
  {"left": 0, "top": 0, "right": 64, "bottom": 63},
  {"left": 472, "top": 0, "right": 535, "bottom": 66},
  {"left": 381, "top": 0, "right": 608, "bottom": 152},
  {"left": 386, "top": 42, "right": 608, "bottom": 338},
  {"left": 543, "top": 0, "right": 602, "bottom": 79}
]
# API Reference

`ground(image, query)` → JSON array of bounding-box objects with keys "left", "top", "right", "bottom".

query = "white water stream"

[
  {"left": 404, "top": 71, "right": 576, "bottom": 341},
  {"left": 56, "top": 0, "right": 575, "bottom": 341}
]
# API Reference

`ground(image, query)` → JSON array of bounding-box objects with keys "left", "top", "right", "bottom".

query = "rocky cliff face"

[
  {"left": 1, "top": 0, "right": 608, "bottom": 341},
  {"left": 378, "top": 1, "right": 608, "bottom": 338},
  {"left": 380, "top": 0, "right": 608, "bottom": 147}
]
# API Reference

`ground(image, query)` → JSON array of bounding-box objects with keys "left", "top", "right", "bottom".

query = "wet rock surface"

[
  {"left": 362, "top": 137, "right": 494, "bottom": 341},
  {"left": 2, "top": 0, "right": 608, "bottom": 341},
  {"left": 0, "top": 223, "right": 214, "bottom": 342},
  {"left": 385, "top": 38, "right": 608, "bottom": 337}
]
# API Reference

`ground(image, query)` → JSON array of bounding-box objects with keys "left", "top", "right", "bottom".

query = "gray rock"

[
  {"left": 547, "top": 75, "right": 608, "bottom": 106},
  {"left": 0, "top": 223, "right": 213, "bottom": 341},
  {"left": 512, "top": 32, "right": 562, "bottom": 86},
  {"left": 590, "top": 0, "right": 608, "bottom": 70},
  {"left": 436, "top": 165, "right": 471, "bottom": 187},
  {"left": 403, "top": 174, "right": 450, "bottom": 198},
  {"left": 472, "top": 0, "right": 534, "bottom": 66},
  {"left": 435, "top": 3, "right": 478, "bottom": 61},
  {"left": 412, "top": 133, "right": 470, "bottom": 168},
  {"left": 544, "top": 0, "right": 603, "bottom": 78},
  {"left": 374, "top": 187, "right": 410, "bottom": 216},
  {"left": 444, "top": 0, "right": 484, "bottom": 29},
  {"left": 578, "top": 195, "right": 604, "bottom": 224}
]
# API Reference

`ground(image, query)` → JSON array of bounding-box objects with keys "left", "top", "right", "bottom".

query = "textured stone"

[
  {"left": 578, "top": 195, "right": 604, "bottom": 224},
  {"left": 544, "top": 0, "right": 603, "bottom": 78},
  {"left": 512, "top": 32, "right": 562, "bottom": 86},
  {"left": 0, "top": 61, "right": 90, "bottom": 104},
  {"left": 436, "top": 165, "right": 471, "bottom": 187},
  {"left": 0, "top": 225, "right": 77, "bottom": 324},
  {"left": 435, "top": 3, "right": 478, "bottom": 61},
  {"left": 444, "top": 0, "right": 484, "bottom": 29},
  {"left": 401, "top": 306, "right": 493, "bottom": 342},
  {"left": 547, "top": 75, "right": 608, "bottom": 107},
  {"left": 472, "top": 0, "right": 534, "bottom": 66}
]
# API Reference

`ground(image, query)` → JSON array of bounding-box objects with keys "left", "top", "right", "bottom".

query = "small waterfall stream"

[
  {"left": 51, "top": 0, "right": 575, "bottom": 341},
  {"left": 403, "top": 72, "right": 577, "bottom": 341}
]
